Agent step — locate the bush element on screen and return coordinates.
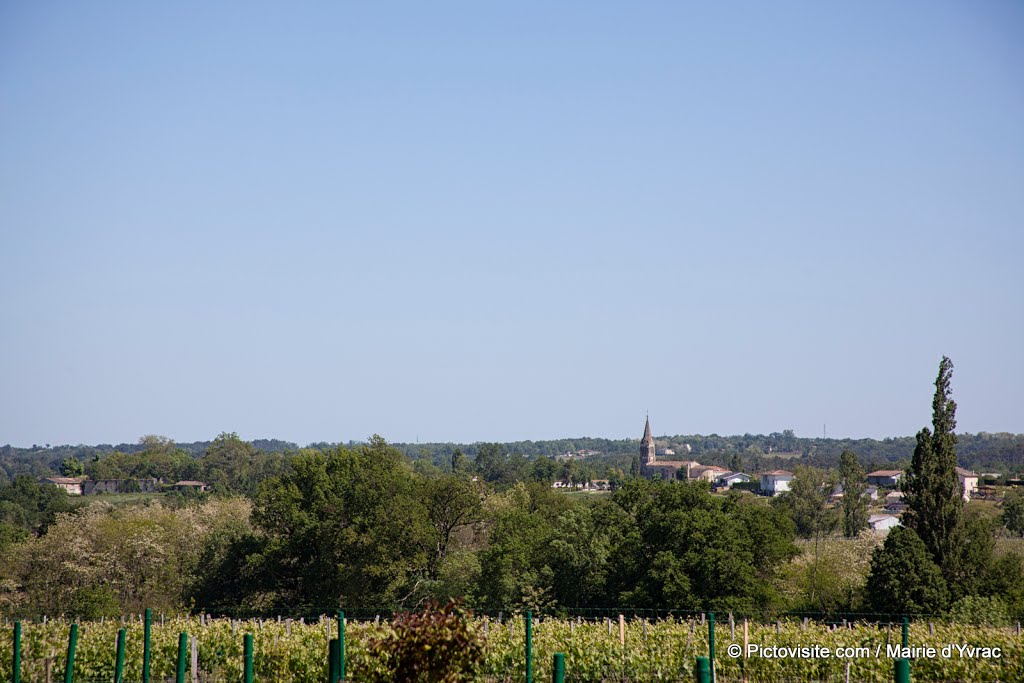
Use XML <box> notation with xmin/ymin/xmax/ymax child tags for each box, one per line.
<box><xmin>364</xmin><ymin>600</ymin><xmax>484</xmax><ymax>683</ymax></box>
<box><xmin>865</xmin><ymin>526</ymin><xmax>949</xmax><ymax>615</ymax></box>
<box><xmin>948</xmin><ymin>595</ymin><xmax>1011</xmax><ymax>626</ymax></box>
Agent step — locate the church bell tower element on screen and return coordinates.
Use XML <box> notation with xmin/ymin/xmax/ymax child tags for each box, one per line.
<box><xmin>640</xmin><ymin>416</ymin><xmax>656</xmax><ymax>465</ymax></box>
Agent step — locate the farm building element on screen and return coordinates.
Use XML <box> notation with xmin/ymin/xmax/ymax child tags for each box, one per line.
<box><xmin>40</xmin><ymin>476</ymin><xmax>85</xmax><ymax>495</ymax></box>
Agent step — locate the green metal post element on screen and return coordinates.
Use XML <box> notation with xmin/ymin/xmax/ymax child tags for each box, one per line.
<box><xmin>176</xmin><ymin>632</ymin><xmax>187</xmax><ymax>683</ymax></box>
<box><xmin>337</xmin><ymin>611</ymin><xmax>345</xmax><ymax>682</ymax></box>
<box><xmin>694</xmin><ymin>656</ymin><xmax>711</xmax><ymax>683</ymax></box>
<box><xmin>551</xmin><ymin>653</ymin><xmax>565</xmax><ymax>683</ymax></box>
<box><xmin>143</xmin><ymin>609</ymin><xmax>152</xmax><ymax>683</ymax></box>
<box><xmin>894</xmin><ymin>657</ymin><xmax>910</xmax><ymax>683</ymax></box>
<box><xmin>114</xmin><ymin>628</ymin><xmax>126</xmax><ymax>683</ymax></box>
<box><xmin>525</xmin><ymin>611</ymin><xmax>533</xmax><ymax>683</ymax></box>
<box><xmin>63</xmin><ymin>623</ymin><xmax>78</xmax><ymax>683</ymax></box>
<box><xmin>328</xmin><ymin>638</ymin><xmax>339</xmax><ymax>683</ymax></box>
<box><xmin>243</xmin><ymin>633</ymin><xmax>253</xmax><ymax>683</ymax></box>
<box><xmin>902</xmin><ymin>617</ymin><xmax>909</xmax><ymax>648</ymax></box>
<box><xmin>708</xmin><ymin>612</ymin><xmax>715</xmax><ymax>683</ymax></box>
<box><xmin>12</xmin><ymin>621</ymin><xmax>21</xmax><ymax>683</ymax></box>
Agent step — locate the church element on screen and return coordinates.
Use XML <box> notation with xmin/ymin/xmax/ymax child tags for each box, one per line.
<box><xmin>639</xmin><ymin>416</ymin><xmax>698</xmax><ymax>480</ymax></box>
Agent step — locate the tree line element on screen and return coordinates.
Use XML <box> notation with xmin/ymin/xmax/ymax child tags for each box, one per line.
<box><xmin>4</xmin><ymin>429</ymin><xmax>1023</xmax><ymax>486</ymax></box>
<box><xmin>1</xmin><ymin>357</ymin><xmax>1023</xmax><ymax>621</ymax></box>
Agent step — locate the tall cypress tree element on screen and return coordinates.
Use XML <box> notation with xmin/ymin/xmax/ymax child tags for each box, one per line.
<box><xmin>901</xmin><ymin>356</ymin><xmax>963</xmax><ymax>579</ymax></box>
<box><xmin>838</xmin><ymin>450</ymin><xmax>868</xmax><ymax>537</ymax></box>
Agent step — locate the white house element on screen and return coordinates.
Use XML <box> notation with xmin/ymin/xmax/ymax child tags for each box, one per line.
<box><xmin>715</xmin><ymin>472</ymin><xmax>752</xmax><ymax>489</ymax></box>
<box><xmin>956</xmin><ymin>467</ymin><xmax>979</xmax><ymax>501</ymax></box>
<box><xmin>760</xmin><ymin>470</ymin><xmax>794</xmax><ymax>497</ymax></box>
<box><xmin>866</xmin><ymin>470</ymin><xmax>903</xmax><ymax>488</ymax></box>
<box><xmin>868</xmin><ymin>514</ymin><xmax>901</xmax><ymax>533</ymax></box>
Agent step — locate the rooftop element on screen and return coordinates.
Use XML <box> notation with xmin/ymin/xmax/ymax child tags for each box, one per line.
<box><xmin>42</xmin><ymin>477</ymin><xmax>86</xmax><ymax>484</ymax></box>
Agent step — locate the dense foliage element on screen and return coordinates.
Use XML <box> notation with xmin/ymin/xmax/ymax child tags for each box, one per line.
<box><xmin>1</xmin><ymin>358</ymin><xmax>1022</xmax><ymax>625</ymax></box>
<box><xmin>4</xmin><ymin>430</ymin><xmax>1023</xmax><ymax>488</ymax></box>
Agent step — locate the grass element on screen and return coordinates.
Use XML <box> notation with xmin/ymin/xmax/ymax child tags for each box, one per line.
<box><xmin>769</xmin><ymin>451</ymin><xmax>804</xmax><ymax>459</ymax></box>
<box><xmin>557</xmin><ymin>489</ymin><xmax>613</xmax><ymax>499</ymax></box>
<box><xmin>995</xmin><ymin>536</ymin><xmax>1024</xmax><ymax>557</ymax></box>
<box><xmin>965</xmin><ymin>497</ymin><xmax>1002</xmax><ymax>520</ymax></box>
<box><xmin>83</xmin><ymin>492</ymin><xmax>166</xmax><ymax>505</ymax></box>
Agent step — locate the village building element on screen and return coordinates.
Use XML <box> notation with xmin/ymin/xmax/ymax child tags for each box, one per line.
<box><xmin>957</xmin><ymin>467</ymin><xmax>979</xmax><ymax>501</ymax></box>
<box><xmin>866</xmin><ymin>470</ymin><xmax>903</xmax><ymax>488</ymax></box>
<box><xmin>173</xmin><ymin>480</ymin><xmax>209</xmax><ymax>493</ymax></box>
<box><xmin>639</xmin><ymin>417</ymin><xmax>699</xmax><ymax>480</ymax></box>
<box><xmin>82</xmin><ymin>478</ymin><xmax>161</xmax><ymax>495</ymax></box>
<box><xmin>830</xmin><ymin>484</ymin><xmax>880</xmax><ymax>502</ymax></box>
<box><xmin>689</xmin><ymin>465</ymin><xmax>729</xmax><ymax>483</ymax></box>
<box><xmin>40</xmin><ymin>476</ymin><xmax>85</xmax><ymax>495</ymax></box>
<box><xmin>715</xmin><ymin>472</ymin><xmax>752</xmax><ymax>489</ymax></box>
<box><xmin>759</xmin><ymin>470</ymin><xmax>794</xmax><ymax>496</ymax></box>
<box><xmin>868</xmin><ymin>514</ymin><xmax>901</xmax><ymax>533</ymax></box>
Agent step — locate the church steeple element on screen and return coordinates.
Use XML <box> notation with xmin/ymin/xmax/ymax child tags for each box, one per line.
<box><xmin>640</xmin><ymin>416</ymin><xmax>656</xmax><ymax>465</ymax></box>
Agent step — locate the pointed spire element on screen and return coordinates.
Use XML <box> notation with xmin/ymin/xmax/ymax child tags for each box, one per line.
<box><xmin>642</xmin><ymin>416</ymin><xmax>653</xmax><ymax>443</ymax></box>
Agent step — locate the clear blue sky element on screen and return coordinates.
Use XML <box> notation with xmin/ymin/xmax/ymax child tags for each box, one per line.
<box><xmin>2</xmin><ymin>1</ymin><xmax>1022</xmax><ymax>447</ymax></box>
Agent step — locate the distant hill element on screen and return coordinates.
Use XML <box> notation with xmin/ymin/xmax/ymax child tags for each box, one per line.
<box><xmin>390</xmin><ymin>431</ymin><xmax>1024</xmax><ymax>475</ymax></box>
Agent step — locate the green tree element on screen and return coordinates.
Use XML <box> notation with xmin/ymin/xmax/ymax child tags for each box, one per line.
<box><xmin>202</xmin><ymin>432</ymin><xmax>256</xmax><ymax>493</ymax></box>
<box><xmin>838</xmin><ymin>450</ymin><xmax>868</xmax><ymax>537</ymax></box>
<box><xmin>1002</xmin><ymin>490</ymin><xmax>1024</xmax><ymax>537</ymax></box>
<box><xmin>902</xmin><ymin>356</ymin><xmax>964</xmax><ymax>580</ymax></box>
<box><xmin>475</xmin><ymin>443</ymin><xmax>517</xmax><ymax>485</ymax></box>
<box><xmin>547</xmin><ymin>502</ymin><xmax>631</xmax><ymax>607</ymax></box>
<box><xmin>59</xmin><ymin>457</ymin><xmax>84</xmax><ymax>477</ymax></box>
<box><xmin>252</xmin><ymin>436</ymin><xmax>433</xmax><ymax>608</ymax></box>
<box><xmin>450</xmin><ymin>448</ymin><xmax>467</xmax><ymax>473</ymax></box>
<box><xmin>953</xmin><ymin>511</ymin><xmax>995</xmax><ymax>601</ymax></box>
<box><xmin>422</xmin><ymin>475</ymin><xmax>483</xmax><ymax>580</ymax></box>
<box><xmin>529</xmin><ymin>456</ymin><xmax>557</xmax><ymax>484</ymax></box>
<box><xmin>0</xmin><ymin>474</ymin><xmax>79</xmax><ymax>535</ymax></box>
<box><xmin>476</xmin><ymin>506</ymin><xmax>555</xmax><ymax>609</ymax></box>
<box><xmin>773</xmin><ymin>466</ymin><xmax>837</xmax><ymax>610</ymax></box>
<box><xmin>629</xmin><ymin>455</ymin><xmax>640</xmax><ymax>478</ymax></box>
<box><xmin>866</xmin><ymin>526</ymin><xmax>949</xmax><ymax>615</ymax></box>
<box><xmin>774</xmin><ymin>466</ymin><xmax>836</xmax><ymax>540</ymax></box>
<box><xmin>10</xmin><ymin>498</ymin><xmax>251</xmax><ymax>616</ymax></box>
<box><xmin>607</xmin><ymin>478</ymin><xmax>796</xmax><ymax>612</ymax></box>
<box><xmin>980</xmin><ymin>553</ymin><xmax>1024</xmax><ymax>618</ymax></box>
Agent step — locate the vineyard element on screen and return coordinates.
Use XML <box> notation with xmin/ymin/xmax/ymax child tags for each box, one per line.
<box><xmin>2</xmin><ymin>614</ymin><xmax>1023</xmax><ymax>682</ymax></box>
